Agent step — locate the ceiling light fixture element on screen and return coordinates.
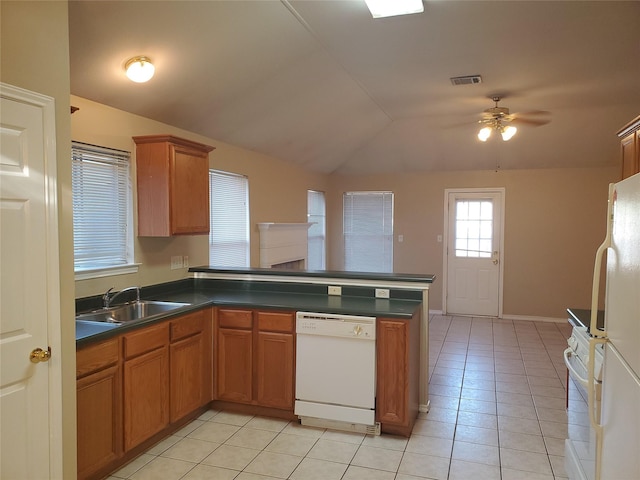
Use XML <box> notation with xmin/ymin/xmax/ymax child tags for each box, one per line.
<box><xmin>477</xmin><ymin>120</ymin><xmax>517</xmax><ymax>142</ymax></box>
<box><xmin>125</xmin><ymin>56</ymin><xmax>155</xmax><ymax>83</ymax></box>
<box><xmin>364</xmin><ymin>0</ymin><xmax>424</xmax><ymax>18</ymax></box>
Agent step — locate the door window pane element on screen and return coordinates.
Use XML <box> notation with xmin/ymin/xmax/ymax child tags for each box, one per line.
<box><xmin>455</xmin><ymin>200</ymin><xmax>492</xmax><ymax>257</ymax></box>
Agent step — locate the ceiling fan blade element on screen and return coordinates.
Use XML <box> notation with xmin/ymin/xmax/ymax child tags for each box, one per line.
<box><xmin>510</xmin><ymin>117</ymin><xmax>551</xmax><ymax>126</ymax></box>
<box><xmin>513</xmin><ymin>110</ymin><xmax>551</xmax><ymax>116</ymax></box>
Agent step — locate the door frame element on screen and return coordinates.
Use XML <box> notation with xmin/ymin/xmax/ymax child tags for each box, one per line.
<box><xmin>0</xmin><ymin>82</ymin><xmax>63</xmax><ymax>479</ymax></box>
<box><xmin>442</xmin><ymin>187</ymin><xmax>505</xmax><ymax>317</ymax></box>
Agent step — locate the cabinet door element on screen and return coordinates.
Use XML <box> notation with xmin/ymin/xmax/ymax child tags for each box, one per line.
<box><xmin>123</xmin><ymin>346</ymin><xmax>169</xmax><ymax>451</ymax></box>
<box><xmin>256</xmin><ymin>331</ymin><xmax>294</xmax><ymax>409</ymax></box>
<box><xmin>621</xmin><ymin>131</ymin><xmax>638</xmax><ymax>180</ymax></box>
<box><xmin>217</xmin><ymin>328</ymin><xmax>253</xmax><ymax>403</ymax></box>
<box><xmin>170</xmin><ymin>332</ymin><xmax>205</xmax><ymax>422</ymax></box>
<box><xmin>376</xmin><ymin>319</ymin><xmax>408</xmax><ymax>426</ymax></box>
<box><xmin>170</xmin><ymin>145</ymin><xmax>209</xmax><ymax>234</ymax></box>
<box><xmin>77</xmin><ymin>365</ymin><xmax>122</xmax><ymax>480</ymax></box>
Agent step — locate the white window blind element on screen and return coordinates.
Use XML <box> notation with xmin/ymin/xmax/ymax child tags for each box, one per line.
<box><xmin>72</xmin><ymin>141</ymin><xmax>132</xmax><ymax>272</ymax></box>
<box><xmin>209</xmin><ymin>170</ymin><xmax>249</xmax><ymax>267</ymax></box>
<box><xmin>307</xmin><ymin>190</ymin><xmax>326</xmax><ymax>270</ymax></box>
<box><xmin>343</xmin><ymin>191</ymin><xmax>394</xmax><ymax>273</ymax></box>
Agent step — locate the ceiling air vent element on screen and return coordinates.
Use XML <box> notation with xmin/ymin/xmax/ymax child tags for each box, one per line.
<box><xmin>450</xmin><ymin>75</ymin><xmax>482</xmax><ymax>86</ymax></box>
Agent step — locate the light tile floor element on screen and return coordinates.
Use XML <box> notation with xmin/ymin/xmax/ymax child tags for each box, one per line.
<box><xmin>108</xmin><ymin>314</ymin><xmax>572</xmax><ymax>480</ymax></box>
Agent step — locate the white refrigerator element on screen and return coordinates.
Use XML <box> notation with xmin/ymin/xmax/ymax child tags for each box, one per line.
<box><xmin>588</xmin><ymin>173</ymin><xmax>640</xmax><ymax>480</ymax></box>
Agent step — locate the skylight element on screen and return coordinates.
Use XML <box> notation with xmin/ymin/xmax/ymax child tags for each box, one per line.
<box><xmin>364</xmin><ymin>0</ymin><xmax>424</xmax><ymax>18</ymax></box>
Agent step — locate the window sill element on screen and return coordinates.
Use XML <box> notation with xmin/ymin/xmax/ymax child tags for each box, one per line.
<box><xmin>75</xmin><ymin>263</ymin><xmax>141</xmax><ymax>281</ymax></box>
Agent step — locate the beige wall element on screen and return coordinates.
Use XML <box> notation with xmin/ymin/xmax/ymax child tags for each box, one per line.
<box><xmin>71</xmin><ymin>96</ymin><xmax>329</xmax><ymax>298</ymax></box>
<box><xmin>73</xmin><ymin>94</ymin><xmax>620</xmax><ymax>319</ymax></box>
<box><xmin>1</xmin><ymin>1</ymin><xmax>76</xmax><ymax>478</ymax></box>
<box><xmin>327</xmin><ymin>167</ymin><xmax>619</xmax><ymax>319</ymax></box>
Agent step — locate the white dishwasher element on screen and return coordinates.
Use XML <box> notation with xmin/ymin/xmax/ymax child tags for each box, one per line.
<box><xmin>295</xmin><ymin>311</ymin><xmax>379</xmax><ymax>434</ymax></box>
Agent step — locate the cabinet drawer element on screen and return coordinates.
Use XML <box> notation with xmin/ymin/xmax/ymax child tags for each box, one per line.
<box><xmin>257</xmin><ymin>311</ymin><xmax>294</xmax><ymax>333</ymax></box>
<box><xmin>218</xmin><ymin>308</ymin><xmax>253</xmax><ymax>329</ymax></box>
<box><xmin>124</xmin><ymin>322</ymin><xmax>169</xmax><ymax>359</ymax></box>
<box><xmin>171</xmin><ymin>310</ymin><xmax>205</xmax><ymax>342</ymax></box>
<box><xmin>77</xmin><ymin>337</ymin><xmax>119</xmax><ymax>378</ymax></box>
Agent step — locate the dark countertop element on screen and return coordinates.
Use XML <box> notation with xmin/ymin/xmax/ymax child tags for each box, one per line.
<box><xmin>76</xmin><ymin>279</ymin><xmax>424</xmax><ymax>347</ymax></box>
<box><xmin>567</xmin><ymin>307</ymin><xmax>605</xmax><ymax>333</ymax></box>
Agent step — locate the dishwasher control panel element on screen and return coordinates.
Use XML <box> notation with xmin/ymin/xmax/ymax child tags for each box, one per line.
<box><xmin>296</xmin><ymin>312</ymin><xmax>376</xmax><ymax>339</ymax></box>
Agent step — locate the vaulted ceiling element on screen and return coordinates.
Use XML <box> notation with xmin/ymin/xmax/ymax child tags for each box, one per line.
<box><xmin>69</xmin><ymin>1</ymin><xmax>640</xmax><ymax>175</ymax></box>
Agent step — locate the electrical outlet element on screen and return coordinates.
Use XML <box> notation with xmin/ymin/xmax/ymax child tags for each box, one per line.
<box><xmin>183</xmin><ymin>256</ymin><xmax>189</xmax><ymax>268</ymax></box>
<box><xmin>170</xmin><ymin>255</ymin><xmax>183</xmax><ymax>270</ymax></box>
<box><xmin>375</xmin><ymin>288</ymin><xmax>390</xmax><ymax>299</ymax></box>
<box><xmin>328</xmin><ymin>285</ymin><xmax>342</xmax><ymax>296</ymax></box>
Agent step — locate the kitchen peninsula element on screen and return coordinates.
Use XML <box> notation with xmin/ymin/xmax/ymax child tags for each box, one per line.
<box><xmin>75</xmin><ymin>268</ymin><xmax>434</xmax><ymax>480</ymax></box>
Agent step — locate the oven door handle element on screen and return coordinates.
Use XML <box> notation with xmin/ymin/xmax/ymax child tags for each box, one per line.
<box><xmin>563</xmin><ymin>347</ymin><xmax>589</xmax><ymax>387</ymax></box>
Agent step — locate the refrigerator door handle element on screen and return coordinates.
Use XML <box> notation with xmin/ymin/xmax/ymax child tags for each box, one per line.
<box><xmin>590</xmin><ymin>183</ymin><xmax>615</xmax><ymax>338</ymax></box>
<box><xmin>588</xmin><ymin>337</ymin><xmax>606</xmax><ymax>480</ymax></box>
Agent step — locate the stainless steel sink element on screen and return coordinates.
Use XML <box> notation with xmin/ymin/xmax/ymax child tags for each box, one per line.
<box><xmin>76</xmin><ymin>300</ymin><xmax>189</xmax><ymax>324</ymax></box>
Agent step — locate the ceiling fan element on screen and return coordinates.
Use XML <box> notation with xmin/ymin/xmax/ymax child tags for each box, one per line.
<box><xmin>478</xmin><ymin>96</ymin><xmax>550</xmax><ymax>142</ymax></box>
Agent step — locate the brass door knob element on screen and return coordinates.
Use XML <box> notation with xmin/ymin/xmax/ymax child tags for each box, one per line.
<box><xmin>30</xmin><ymin>347</ymin><xmax>51</xmax><ymax>363</ymax></box>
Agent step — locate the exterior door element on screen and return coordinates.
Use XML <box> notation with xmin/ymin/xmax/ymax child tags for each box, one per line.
<box><xmin>444</xmin><ymin>189</ymin><xmax>504</xmax><ymax>317</ymax></box>
<box><xmin>0</xmin><ymin>84</ymin><xmax>62</xmax><ymax>479</ymax></box>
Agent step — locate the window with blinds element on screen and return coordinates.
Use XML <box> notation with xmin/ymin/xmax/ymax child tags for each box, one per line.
<box><xmin>343</xmin><ymin>191</ymin><xmax>394</xmax><ymax>273</ymax></box>
<box><xmin>72</xmin><ymin>141</ymin><xmax>133</xmax><ymax>272</ymax></box>
<box><xmin>209</xmin><ymin>170</ymin><xmax>249</xmax><ymax>267</ymax></box>
<box><xmin>307</xmin><ymin>190</ymin><xmax>326</xmax><ymax>270</ymax></box>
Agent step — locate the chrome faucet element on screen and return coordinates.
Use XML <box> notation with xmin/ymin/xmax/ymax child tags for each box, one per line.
<box><xmin>103</xmin><ymin>286</ymin><xmax>140</xmax><ymax>308</ymax></box>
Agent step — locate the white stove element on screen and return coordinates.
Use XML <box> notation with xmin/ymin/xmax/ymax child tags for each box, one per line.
<box><xmin>564</xmin><ymin>322</ymin><xmax>605</xmax><ymax>480</ymax></box>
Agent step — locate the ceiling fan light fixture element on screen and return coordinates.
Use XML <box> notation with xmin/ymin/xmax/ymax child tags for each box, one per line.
<box><xmin>364</xmin><ymin>0</ymin><xmax>424</xmax><ymax>18</ymax></box>
<box><xmin>125</xmin><ymin>56</ymin><xmax>155</xmax><ymax>83</ymax></box>
<box><xmin>478</xmin><ymin>126</ymin><xmax>492</xmax><ymax>142</ymax></box>
<box><xmin>501</xmin><ymin>125</ymin><xmax>517</xmax><ymax>141</ymax></box>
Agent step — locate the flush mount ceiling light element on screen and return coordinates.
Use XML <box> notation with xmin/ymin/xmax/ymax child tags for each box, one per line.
<box><xmin>364</xmin><ymin>0</ymin><xmax>424</xmax><ymax>18</ymax></box>
<box><xmin>124</xmin><ymin>56</ymin><xmax>155</xmax><ymax>83</ymax></box>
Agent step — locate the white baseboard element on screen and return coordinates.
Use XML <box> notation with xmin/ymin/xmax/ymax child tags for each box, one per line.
<box><xmin>497</xmin><ymin>314</ymin><xmax>565</xmax><ymax>323</ymax></box>
<box><xmin>430</xmin><ymin>310</ymin><xmax>565</xmax><ymax>323</ymax></box>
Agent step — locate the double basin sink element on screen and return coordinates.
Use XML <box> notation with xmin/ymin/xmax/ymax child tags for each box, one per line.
<box><xmin>76</xmin><ymin>300</ymin><xmax>190</xmax><ymax>337</ymax></box>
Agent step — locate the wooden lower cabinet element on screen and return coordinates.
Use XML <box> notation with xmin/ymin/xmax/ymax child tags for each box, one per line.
<box><xmin>77</xmin><ymin>308</ymin><xmax>213</xmax><ymax>480</ymax></box>
<box><xmin>123</xmin><ymin>326</ymin><xmax>170</xmax><ymax>451</ymax></box>
<box><xmin>257</xmin><ymin>331</ymin><xmax>294</xmax><ymax>409</ymax></box>
<box><xmin>376</xmin><ymin>314</ymin><xmax>420</xmax><ymax>436</ymax></box>
<box><xmin>217</xmin><ymin>327</ymin><xmax>253</xmax><ymax>402</ymax></box>
<box><xmin>215</xmin><ymin>308</ymin><xmax>295</xmax><ymax>411</ymax></box>
<box><xmin>76</xmin><ymin>338</ymin><xmax>122</xmax><ymax>480</ymax></box>
<box><xmin>170</xmin><ymin>309</ymin><xmax>211</xmax><ymax>422</ymax></box>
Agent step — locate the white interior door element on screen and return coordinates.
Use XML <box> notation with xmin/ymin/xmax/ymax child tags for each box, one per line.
<box><xmin>0</xmin><ymin>84</ymin><xmax>61</xmax><ymax>479</ymax></box>
<box><xmin>444</xmin><ymin>189</ymin><xmax>504</xmax><ymax>317</ymax></box>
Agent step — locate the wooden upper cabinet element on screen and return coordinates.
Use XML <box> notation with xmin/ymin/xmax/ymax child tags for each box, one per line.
<box><xmin>133</xmin><ymin>135</ymin><xmax>215</xmax><ymax>236</ymax></box>
<box><xmin>618</xmin><ymin>115</ymin><xmax>640</xmax><ymax>180</ymax></box>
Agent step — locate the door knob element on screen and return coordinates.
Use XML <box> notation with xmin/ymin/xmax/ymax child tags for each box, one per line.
<box><xmin>30</xmin><ymin>347</ymin><xmax>51</xmax><ymax>363</ymax></box>
<box><xmin>493</xmin><ymin>259</ymin><xmax>499</xmax><ymax>265</ymax></box>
